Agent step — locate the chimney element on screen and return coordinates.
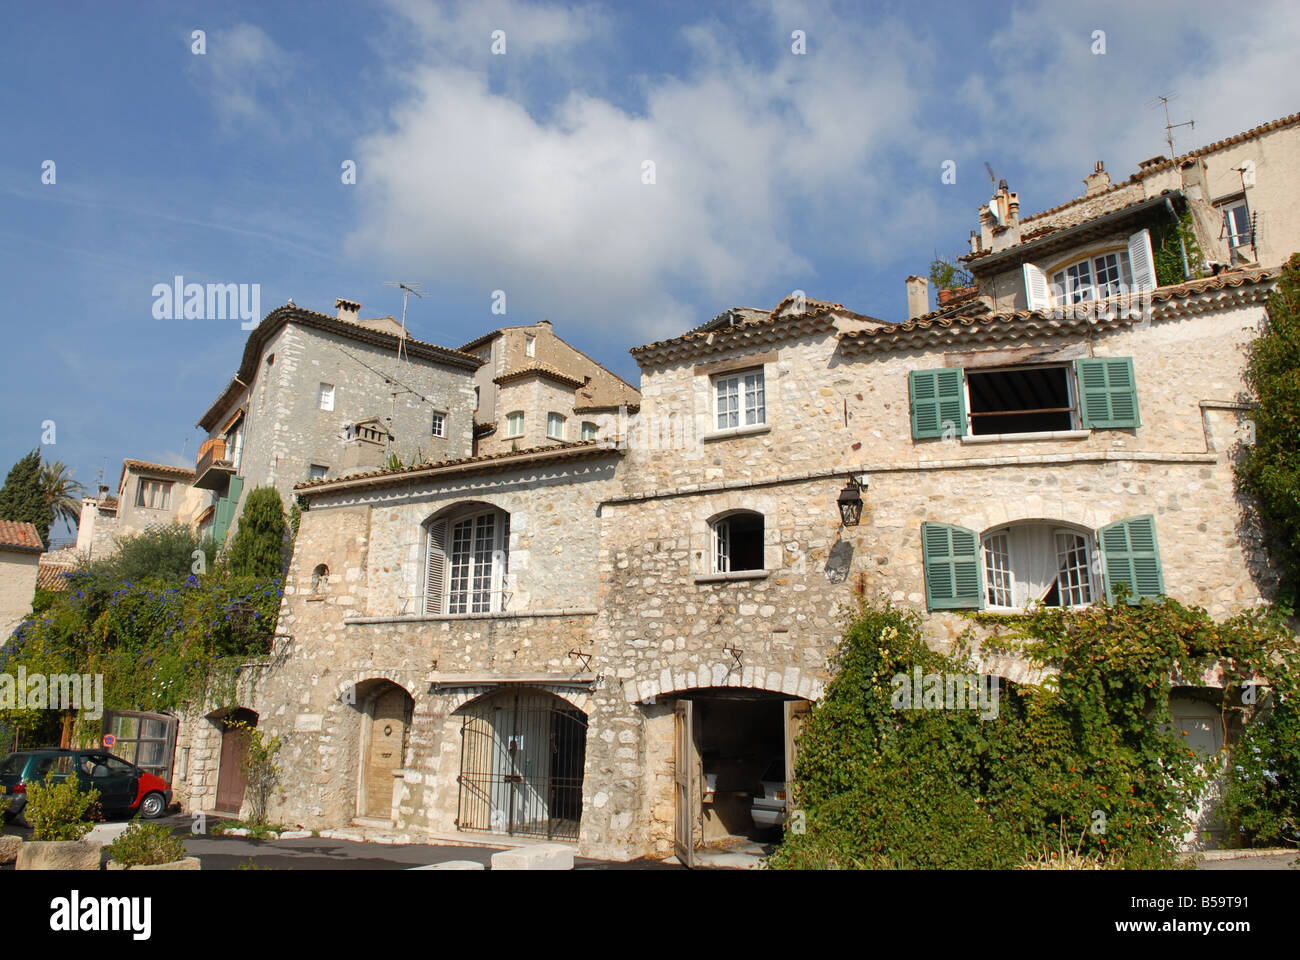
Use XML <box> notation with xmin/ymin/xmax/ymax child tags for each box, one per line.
<box><xmin>987</xmin><ymin>179</ymin><xmax>1022</xmax><ymax>253</ymax></box>
<box><xmin>905</xmin><ymin>276</ymin><xmax>931</xmax><ymax>320</ymax></box>
<box><xmin>335</xmin><ymin>298</ymin><xmax>361</xmax><ymax>323</ymax></box>
<box><xmin>1083</xmin><ymin>161</ymin><xmax>1111</xmax><ymax>197</ymax></box>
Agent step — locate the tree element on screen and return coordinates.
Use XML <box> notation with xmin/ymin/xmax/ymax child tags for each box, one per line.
<box><xmin>89</xmin><ymin>523</ymin><xmax>215</xmax><ymax>584</ymax></box>
<box><xmin>41</xmin><ymin>460</ymin><xmax>85</xmax><ymax>532</ymax></box>
<box><xmin>1237</xmin><ymin>252</ymin><xmax>1300</xmax><ymax>608</ymax></box>
<box><xmin>0</xmin><ymin>449</ymin><xmax>52</xmax><ymax>544</ymax></box>
<box><xmin>226</xmin><ymin>487</ymin><xmax>287</xmax><ymax>579</ymax></box>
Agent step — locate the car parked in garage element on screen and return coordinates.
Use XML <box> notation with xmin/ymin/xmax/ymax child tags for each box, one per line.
<box><xmin>0</xmin><ymin>748</ymin><xmax>172</xmax><ymax>826</ymax></box>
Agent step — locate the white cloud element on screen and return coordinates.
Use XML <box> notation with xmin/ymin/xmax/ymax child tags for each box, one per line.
<box><xmin>348</xmin><ymin>2</ymin><xmax>932</xmax><ymax>338</ymax></box>
<box><xmin>189</xmin><ymin>23</ymin><xmax>297</xmax><ymax>133</ymax></box>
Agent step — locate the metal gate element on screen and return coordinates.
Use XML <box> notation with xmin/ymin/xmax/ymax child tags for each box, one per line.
<box><xmin>456</xmin><ymin>689</ymin><xmax>587</xmax><ymax>841</ymax></box>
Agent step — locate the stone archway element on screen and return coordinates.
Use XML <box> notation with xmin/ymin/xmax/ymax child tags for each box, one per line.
<box><xmin>352</xmin><ymin>679</ymin><xmax>415</xmax><ymax>824</ymax></box>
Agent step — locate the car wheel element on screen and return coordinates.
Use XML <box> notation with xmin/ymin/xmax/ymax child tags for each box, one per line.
<box><xmin>140</xmin><ymin>792</ymin><xmax>167</xmax><ymax>819</ymax></box>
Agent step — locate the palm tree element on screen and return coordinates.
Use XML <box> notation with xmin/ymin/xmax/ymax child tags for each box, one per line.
<box><xmin>41</xmin><ymin>459</ymin><xmax>85</xmax><ymax>531</ymax></box>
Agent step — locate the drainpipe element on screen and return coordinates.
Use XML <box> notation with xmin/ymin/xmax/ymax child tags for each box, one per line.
<box><xmin>1165</xmin><ymin>198</ymin><xmax>1191</xmax><ymax>280</ymax></box>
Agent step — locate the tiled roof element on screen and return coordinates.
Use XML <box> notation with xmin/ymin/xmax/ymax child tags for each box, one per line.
<box><xmin>294</xmin><ymin>439</ymin><xmax>622</xmax><ymax>496</ymax></box>
<box><xmin>36</xmin><ymin>555</ymin><xmax>78</xmax><ymax>591</ymax></box>
<box><xmin>965</xmin><ymin>192</ymin><xmax>1178</xmax><ymax>266</ymax></box>
<box><xmin>493</xmin><ymin>363</ymin><xmax>587</xmax><ymax>389</ymax></box>
<box><xmin>633</xmin><ymin>297</ymin><xmax>888</xmax><ymax>365</ymax></box>
<box><xmin>838</xmin><ymin>269</ymin><xmax>1276</xmax><ymax>357</ymax></box>
<box><xmin>1002</xmin><ymin>111</ymin><xmax>1300</xmax><ymax>233</ymax></box>
<box><xmin>121</xmin><ymin>460</ymin><xmax>196</xmax><ymax>481</ymax></box>
<box><xmin>198</xmin><ymin>304</ymin><xmax>483</xmax><ymax>431</ymax></box>
<box><xmin>0</xmin><ymin>520</ymin><xmax>43</xmax><ymax>552</ymax></box>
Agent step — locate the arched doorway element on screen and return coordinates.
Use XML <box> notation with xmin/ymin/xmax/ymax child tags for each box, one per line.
<box><xmin>355</xmin><ymin>680</ymin><xmax>414</xmax><ymax>823</ymax></box>
<box><xmin>214</xmin><ymin>707</ymin><xmax>258</xmax><ymax>814</ymax></box>
<box><xmin>455</xmin><ymin>688</ymin><xmax>587</xmax><ymax>841</ymax></box>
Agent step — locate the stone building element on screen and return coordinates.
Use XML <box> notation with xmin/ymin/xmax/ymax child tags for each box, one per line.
<box><xmin>0</xmin><ymin>521</ymin><xmax>43</xmax><ymax>643</ymax></box>
<box><xmin>193</xmin><ymin>299</ymin><xmax>482</xmax><ymax>545</ymax></box>
<box><xmin>166</xmin><ymin>113</ymin><xmax>1294</xmax><ymax>861</ymax></box>
<box><xmin>460</xmin><ymin>320</ymin><xmax>640</xmax><ymax>456</ymax></box>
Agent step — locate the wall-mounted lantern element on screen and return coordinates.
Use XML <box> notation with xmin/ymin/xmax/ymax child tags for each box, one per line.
<box><xmin>837</xmin><ymin>476</ymin><xmax>866</xmax><ymax>527</ymax></box>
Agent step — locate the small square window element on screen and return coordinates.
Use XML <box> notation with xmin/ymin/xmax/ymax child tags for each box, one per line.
<box><xmin>431</xmin><ymin>411</ymin><xmax>447</xmax><ymax>438</ymax></box>
<box><xmin>506</xmin><ymin>412</ymin><xmax>524</xmax><ymax>438</ymax></box>
<box><xmin>309</xmin><ymin>464</ymin><xmax>329</xmax><ymax>480</ymax></box>
<box><xmin>581</xmin><ymin>421</ymin><xmax>598</xmax><ymax>441</ymax></box>
<box><xmin>318</xmin><ymin>383</ymin><xmax>335</xmax><ymax>411</ymax></box>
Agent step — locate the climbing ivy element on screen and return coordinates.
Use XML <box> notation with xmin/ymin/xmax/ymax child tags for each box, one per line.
<box><xmin>769</xmin><ymin>595</ymin><xmax>1296</xmax><ymax>869</ymax></box>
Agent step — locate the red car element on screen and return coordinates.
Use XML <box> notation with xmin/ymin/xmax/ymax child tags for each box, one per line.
<box><xmin>0</xmin><ymin>749</ymin><xmax>173</xmax><ymax>824</ymax></box>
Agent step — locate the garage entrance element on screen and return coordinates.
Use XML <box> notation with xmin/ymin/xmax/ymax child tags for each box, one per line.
<box><xmin>672</xmin><ymin>688</ymin><xmax>809</xmax><ymax>867</ymax></box>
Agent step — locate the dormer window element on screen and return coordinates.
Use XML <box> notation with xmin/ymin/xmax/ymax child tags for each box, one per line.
<box><xmin>1023</xmin><ymin>229</ymin><xmax>1156</xmax><ymax>312</ymax></box>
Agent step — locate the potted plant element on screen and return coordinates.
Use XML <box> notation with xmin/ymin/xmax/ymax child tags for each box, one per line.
<box><xmin>16</xmin><ymin>773</ymin><xmax>102</xmax><ymax>870</ymax></box>
<box><xmin>105</xmin><ymin>818</ymin><xmax>199</xmax><ymax>870</ymax></box>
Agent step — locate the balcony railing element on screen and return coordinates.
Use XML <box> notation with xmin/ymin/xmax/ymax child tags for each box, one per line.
<box><xmin>194</xmin><ymin>438</ymin><xmax>236</xmax><ymax>490</ymax></box>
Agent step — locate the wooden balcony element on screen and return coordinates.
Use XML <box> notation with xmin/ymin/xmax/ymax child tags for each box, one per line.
<box><xmin>194</xmin><ymin>437</ymin><xmax>236</xmax><ymax>490</ymax></box>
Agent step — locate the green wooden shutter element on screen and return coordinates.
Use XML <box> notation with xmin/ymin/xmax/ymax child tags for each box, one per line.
<box><xmin>910</xmin><ymin>368</ymin><xmax>966</xmax><ymax>439</ymax></box>
<box><xmin>922</xmin><ymin>522</ymin><xmax>983</xmax><ymax>609</ymax></box>
<box><xmin>1076</xmin><ymin>357</ymin><xmax>1139</xmax><ymax>429</ymax></box>
<box><xmin>1099</xmin><ymin>515</ymin><xmax>1164</xmax><ymax>603</ymax></box>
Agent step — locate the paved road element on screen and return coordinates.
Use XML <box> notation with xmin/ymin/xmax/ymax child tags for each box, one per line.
<box><xmin>3</xmin><ymin>814</ymin><xmax>681</xmax><ymax>870</ymax></box>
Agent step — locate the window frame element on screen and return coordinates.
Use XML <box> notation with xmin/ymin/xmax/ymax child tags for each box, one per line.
<box><xmin>431</xmin><ymin>410</ymin><xmax>447</xmax><ymax>438</ymax></box>
<box><xmin>709</xmin><ymin>511</ymin><xmax>765</xmax><ymax>575</ymax></box>
<box><xmin>712</xmin><ymin>368</ymin><xmax>766</xmax><ymax>432</ymax></box>
<box><xmin>505</xmin><ymin>411</ymin><xmax>525</xmax><ymax>438</ymax></box>
<box><xmin>546</xmin><ymin>412</ymin><xmax>566</xmax><ymax>440</ymax></box>
<box><xmin>978</xmin><ymin>524</ymin><xmax>1096</xmax><ymax>612</ymax></box>
<box><xmin>1048</xmin><ymin>249</ymin><xmax>1133</xmax><ymax>305</ymax></box>
<box><xmin>308</xmin><ymin>463</ymin><xmax>329</xmax><ymax>480</ymax></box>
<box><xmin>580</xmin><ymin>421</ymin><xmax>598</xmax><ymax>441</ymax></box>
<box><xmin>318</xmin><ymin>382</ymin><xmax>335</xmax><ymax>411</ymax></box>
<box><xmin>135</xmin><ymin>478</ymin><xmax>174</xmax><ymax>511</ymax></box>
<box><xmin>426</xmin><ymin>507</ymin><xmax>510</xmax><ymax>615</ymax></box>
<box><xmin>1218</xmin><ymin>196</ymin><xmax>1252</xmax><ymax>248</ymax></box>
<box><xmin>962</xmin><ymin>362</ymin><xmax>1080</xmax><ymax>436</ymax></box>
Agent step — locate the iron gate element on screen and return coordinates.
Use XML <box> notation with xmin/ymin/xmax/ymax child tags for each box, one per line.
<box><xmin>456</xmin><ymin>689</ymin><xmax>587</xmax><ymax>841</ymax></box>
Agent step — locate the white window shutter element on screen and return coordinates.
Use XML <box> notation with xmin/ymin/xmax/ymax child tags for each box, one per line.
<box><xmin>1128</xmin><ymin>229</ymin><xmax>1157</xmax><ymax>290</ymax></box>
<box><xmin>1023</xmin><ymin>263</ymin><xmax>1050</xmax><ymax>311</ymax></box>
<box><xmin>424</xmin><ymin>520</ymin><xmax>447</xmax><ymax>614</ymax></box>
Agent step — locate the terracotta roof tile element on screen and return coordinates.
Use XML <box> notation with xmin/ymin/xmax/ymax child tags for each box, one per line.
<box><xmin>0</xmin><ymin>520</ymin><xmax>43</xmax><ymax>551</ymax></box>
<box><xmin>294</xmin><ymin>439</ymin><xmax>621</xmax><ymax>495</ymax></box>
<box><xmin>493</xmin><ymin>363</ymin><xmax>587</xmax><ymax>389</ymax></box>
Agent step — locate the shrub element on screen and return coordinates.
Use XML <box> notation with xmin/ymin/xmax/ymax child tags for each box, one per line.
<box><xmin>25</xmin><ymin>773</ymin><xmax>100</xmax><ymax>841</ymax></box>
<box><xmin>1220</xmin><ymin>687</ymin><xmax>1300</xmax><ymax>847</ymax></box>
<box><xmin>226</xmin><ymin>487</ymin><xmax>287</xmax><ymax>579</ymax></box>
<box><xmin>91</xmin><ymin>523</ymin><xmax>216</xmax><ymax>585</ymax></box>
<box><xmin>1237</xmin><ymin>251</ymin><xmax>1300</xmax><ymax>609</ymax></box>
<box><xmin>105</xmin><ymin>818</ymin><xmax>186</xmax><ymax>866</ymax></box>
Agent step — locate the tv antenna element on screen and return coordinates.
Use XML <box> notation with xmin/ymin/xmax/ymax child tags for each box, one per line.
<box><xmin>383</xmin><ymin>281</ymin><xmax>424</xmax><ymax>362</ymax></box>
<box><xmin>1150</xmin><ymin>93</ymin><xmax>1195</xmax><ymax>164</ymax></box>
<box><xmin>984</xmin><ymin>162</ymin><xmax>997</xmax><ymax>187</ymax></box>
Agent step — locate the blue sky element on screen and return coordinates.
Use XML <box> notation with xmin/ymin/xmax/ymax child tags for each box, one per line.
<box><xmin>3</xmin><ymin>0</ymin><xmax>1298</xmax><ymax>540</ymax></box>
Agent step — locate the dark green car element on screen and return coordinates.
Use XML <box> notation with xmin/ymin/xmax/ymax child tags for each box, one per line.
<box><xmin>0</xmin><ymin>748</ymin><xmax>172</xmax><ymax>825</ymax></box>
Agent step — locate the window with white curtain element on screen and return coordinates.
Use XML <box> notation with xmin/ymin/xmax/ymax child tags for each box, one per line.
<box><xmin>981</xmin><ymin>523</ymin><xmax>1095</xmax><ymax>609</ymax></box>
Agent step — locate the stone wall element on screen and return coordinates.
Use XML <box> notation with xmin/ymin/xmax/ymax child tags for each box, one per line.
<box><xmin>0</xmin><ymin>550</ymin><xmax>39</xmax><ymax>642</ymax></box>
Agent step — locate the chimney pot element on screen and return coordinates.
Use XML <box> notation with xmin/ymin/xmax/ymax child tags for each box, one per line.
<box><xmin>335</xmin><ymin>298</ymin><xmax>361</xmax><ymax>323</ymax></box>
<box><xmin>1083</xmin><ymin>161</ymin><xmax>1112</xmax><ymax>197</ymax></box>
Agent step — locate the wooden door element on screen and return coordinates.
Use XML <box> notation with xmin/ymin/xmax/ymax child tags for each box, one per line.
<box><xmin>215</xmin><ymin>724</ymin><xmax>251</xmax><ymax>813</ymax></box>
<box><xmin>362</xmin><ymin>688</ymin><xmax>410</xmax><ymax>820</ymax></box>
<box><xmin>783</xmin><ymin>700</ymin><xmax>812</xmax><ymax>788</ymax></box>
<box><xmin>673</xmin><ymin>699</ymin><xmax>696</xmax><ymax>868</ymax></box>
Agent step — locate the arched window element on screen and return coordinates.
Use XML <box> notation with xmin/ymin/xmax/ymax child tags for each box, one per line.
<box><xmin>711</xmin><ymin>511</ymin><xmax>764</xmax><ymax>573</ymax></box>
<box><xmin>981</xmin><ymin>523</ymin><xmax>1094</xmax><ymax>610</ymax></box>
<box><xmin>425</xmin><ymin>505</ymin><xmax>510</xmax><ymax>614</ymax></box>
<box><xmin>311</xmin><ymin>564</ymin><xmax>329</xmax><ymax>593</ymax></box>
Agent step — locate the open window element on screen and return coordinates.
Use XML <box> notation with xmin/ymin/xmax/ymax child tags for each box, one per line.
<box><xmin>711</xmin><ymin>511</ymin><xmax>764</xmax><ymax>573</ymax></box>
<box><xmin>981</xmin><ymin>524</ymin><xmax>1096</xmax><ymax>610</ymax></box>
<box><xmin>966</xmin><ymin>365</ymin><xmax>1074</xmax><ymax>435</ymax></box>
